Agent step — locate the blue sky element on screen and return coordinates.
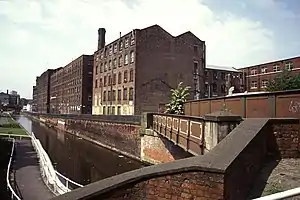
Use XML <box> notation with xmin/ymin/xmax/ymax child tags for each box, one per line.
<box><xmin>0</xmin><ymin>0</ymin><xmax>299</xmax><ymax>99</ymax></box>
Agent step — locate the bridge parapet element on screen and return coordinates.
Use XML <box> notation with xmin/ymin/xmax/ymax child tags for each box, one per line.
<box><xmin>144</xmin><ymin>110</ymin><xmax>242</xmax><ymax>156</ymax></box>
<box><xmin>51</xmin><ymin>118</ymin><xmax>300</xmax><ymax>200</ymax></box>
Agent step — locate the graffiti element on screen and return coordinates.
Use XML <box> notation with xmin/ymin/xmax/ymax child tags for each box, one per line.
<box><xmin>288</xmin><ymin>100</ymin><xmax>300</xmax><ymax>113</ymax></box>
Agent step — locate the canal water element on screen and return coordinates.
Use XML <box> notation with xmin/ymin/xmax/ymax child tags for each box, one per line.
<box><xmin>15</xmin><ymin>115</ymin><xmax>145</xmax><ymax>186</ymax></box>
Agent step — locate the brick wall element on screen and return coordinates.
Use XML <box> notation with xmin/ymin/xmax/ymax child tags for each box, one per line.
<box><xmin>90</xmin><ymin>171</ymin><xmax>224</xmax><ymax>200</ymax></box>
<box><xmin>268</xmin><ymin>119</ymin><xmax>300</xmax><ymax>158</ymax></box>
<box><xmin>64</xmin><ymin>119</ymin><xmax>141</xmax><ymax>159</ymax></box>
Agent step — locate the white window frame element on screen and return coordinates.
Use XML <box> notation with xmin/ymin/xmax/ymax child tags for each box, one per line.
<box><xmin>273</xmin><ymin>65</ymin><xmax>280</xmax><ymax>72</ymax></box>
<box><xmin>124</xmin><ymin>54</ymin><xmax>129</xmax><ymax>65</ymax></box>
<box><xmin>125</xmin><ymin>38</ymin><xmax>129</xmax><ymax>48</ymax></box>
<box><xmin>261</xmin><ymin>80</ymin><xmax>268</xmax><ymax>88</ymax></box>
<box><xmin>285</xmin><ymin>62</ymin><xmax>293</xmax><ymax>71</ymax></box>
<box><xmin>251</xmin><ymin>69</ymin><xmax>257</xmax><ymax>75</ymax></box>
<box><xmin>130</xmin><ymin>51</ymin><xmax>135</xmax><ymax>63</ymax></box>
<box><xmin>251</xmin><ymin>81</ymin><xmax>258</xmax><ymax>89</ymax></box>
<box><xmin>261</xmin><ymin>67</ymin><xmax>268</xmax><ymax>74</ymax></box>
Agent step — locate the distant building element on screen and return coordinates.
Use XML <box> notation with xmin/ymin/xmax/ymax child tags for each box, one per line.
<box><xmin>92</xmin><ymin>25</ymin><xmax>206</xmax><ymax>115</ymax></box>
<box><xmin>49</xmin><ymin>55</ymin><xmax>94</xmax><ymax>114</ymax></box>
<box><xmin>239</xmin><ymin>56</ymin><xmax>300</xmax><ymax>92</ymax></box>
<box><xmin>0</xmin><ymin>91</ymin><xmax>9</xmax><ymax>106</ymax></box>
<box><xmin>32</xmin><ymin>86</ymin><xmax>38</xmax><ymax>112</ymax></box>
<box><xmin>34</xmin><ymin>69</ymin><xmax>60</xmax><ymax>113</ymax></box>
<box><xmin>204</xmin><ymin>65</ymin><xmax>242</xmax><ymax>98</ymax></box>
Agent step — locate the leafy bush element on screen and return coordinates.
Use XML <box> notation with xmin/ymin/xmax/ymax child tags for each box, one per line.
<box><xmin>266</xmin><ymin>69</ymin><xmax>300</xmax><ymax>92</ymax></box>
<box><xmin>165</xmin><ymin>82</ymin><xmax>190</xmax><ymax>115</ymax></box>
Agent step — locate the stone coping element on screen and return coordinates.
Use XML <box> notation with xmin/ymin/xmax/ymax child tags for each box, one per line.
<box><xmin>50</xmin><ymin>118</ymin><xmax>278</xmax><ymax>200</ymax></box>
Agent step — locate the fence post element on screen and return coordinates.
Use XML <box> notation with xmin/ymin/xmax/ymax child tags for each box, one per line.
<box><xmin>241</xmin><ymin>96</ymin><xmax>246</xmax><ymax>118</ymax></box>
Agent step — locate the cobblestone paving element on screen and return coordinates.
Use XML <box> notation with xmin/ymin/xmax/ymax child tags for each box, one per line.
<box><xmin>249</xmin><ymin>158</ymin><xmax>300</xmax><ymax>200</ymax></box>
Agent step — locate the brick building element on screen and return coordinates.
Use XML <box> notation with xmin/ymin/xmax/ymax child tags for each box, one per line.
<box><xmin>92</xmin><ymin>25</ymin><xmax>206</xmax><ymax>115</ymax></box>
<box><xmin>49</xmin><ymin>55</ymin><xmax>94</xmax><ymax>114</ymax></box>
<box><xmin>204</xmin><ymin>65</ymin><xmax>242</xmax><ymax>98</ymax></box>
<box><xmin>239</xmin><ymin>56</ymin><xmax>300</xmax><ymax>92</ymax></box>
<box><xmin>34</xmin><ymin>69</ymin><xmax>58</xmax><ymax>113</ymax></box>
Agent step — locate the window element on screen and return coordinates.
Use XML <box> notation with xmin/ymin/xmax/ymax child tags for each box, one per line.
<box><xmin>113</xmin><ymin>59</ymin><xmax>117</xmax><ymax>69</ymax></box>
<box><xmin>100</xmin><ymin>51</ymin><xmax>104</xmax><ymax>59</ymax></box>
<box><xmin>213</xmin><ymin>72</ymin><xmax>218</xmax><ymax>80</ymax></box>
<box><xmin>117</xmin><ymin>106</ymin><xmax>121</xmax><ymax>115</ymax></box>
<box><xmin>125</xmin><ymin>38</ymin><xmax>129</xmax><ymax>48</ymax></box>
<box><xmin>261</xmin><ymin>80</ymin><xmax>268</xmax><ymax>88</ymax></box>
<box><xmin>250</xmin><ymin>69</ymin><xmax>257</xmax><ymax>75</ymax></box>
<box><xmin>193</xmin><ymin>45</ymin><xmax>198</xmax><ymax>54</ymax></box>
<box><xmin>104</xmin><ymin>62</ymin><xmax>108</xmax><ymax>72</ymax></box>
<box><xmin>107</xmin><ymin>106</ymin><xmax>111</xmax><ymax>115</ymax></box>
<box><xmin>193</xmin><ymin>62</ymin><xmax>198</xmax><ymax>74</ymax></box>
<box><xmin>251</xmin><ymin>81</ymin><xmax>258</xmax><ymax>89</ymax></box>
<box><xmin>96</xmin><ymin>66</ymin><xmax>98</xmax><ymax>75</ymax></box>
<box><xmin>109</xmin><ymin>60</ymin><xmax>112</xmax><ymax>70</ymax></box>
<box><xmin>104</xmin><ymin>76</ymin><xmax>107</xmax><ymax>86</ymax></box>
<box><xmin>112</xmin><ymin>90</ymin><xmax>116</xmax><ymax>101</ymax></box>
<box><xmin>117</xmin><ymin>89</ymin><xmax>121</xmax><ymax>101</ymax></box>
<box><xmin>103</xmin><ymin>91</ymin><xmax>106</xmax><ymax>101</ymax></box>
<box><xmin>108</xmin><ymin>91</ymin><xmax>111</xmax><ymax>101</ymax></box>
<box><xmin>100</xmin><ymin>64</ymin><xmax>103</xmax><ymax>73</ymax></box>
<box><xmin>261</xmin><ymin>67</ymin><xmax>268</xmax><ymax>74</ymax></box>
<box><xmin>221</xmin><ymin>72</ymin><xmax>225</xmax><ymax>80</ymax></box>
<box><xmin>118</xmin><ymin>72</ymin><xmax>122</xmax><ymax>84</ymax></box>
<box><xmin>129</xmin><ymin>69</ymin><xmax>134</xmax><ymax>82</ymax></box>
<box><xmin>119</xmin><ymin>55</ymin><xmax>123</xmax><ymax>67</ymax></box>
<box><xmin>273</xmin><ymin>65</ymin><xmax>280</xmax><ymax>72</ymax></box>
<box><xmin>103</xmin><ymin>106</ymin><xmax>106</xmax><ymax>115</ymax></box>
<box><xmin>114</xmin><ymin>44</ymin><xmax>118</xmax><ymax>53</ymax></box>
<box><xmin>129</xmin><ymin>87</ymin><xmax>133</xmax><ymax>100</ymax></box>
<box><xmin>112</xmin><ymin>106</ymin><xmax>115</xmax><ymax>115</ymax></box>
<box><xmin>113</xmin><ymin>73</ymin><xmax>116</xmax><ymax>85</ymax></box>
<box><xmin>285</xmin><ymin>62</ymin><xmax>293</xmax><ymax>71</ymax></box>
<box><xmin>123</xmin><ymin>88</ymin><xmax>127</xmax><ymax>100</ymax></box>
<box><xmin>221</xmin><ymin>85</ymin><xmax>226</xmax><ymax>93</ymax></box>
<box><xmin>131</xmin><ymin>36</ymin><xmax>135</xmax><ymax>45</ymax></box>
<box><xmin>95</xmin><ymin>79</ymin><xmax>98</xmax><ymax>88</ymax></box>
<box><xmin>124</xmin><ymin>70</ymin><xmax>128</xmax><ymax>83</ymax></box>
<box><xmin>212</xmin><ymin>83</ymin><xmax>217</xmax><ymax>92</ymax></box>
<box><xmin>109</xmin><ymin>45</ymin><xmax>112</xmax><ymax>55</ymax></box>
<box><xmin>124</xmin><ymin>54</ymin><xmax>129</xmax><ymax>65</ymax></box>
<box><xmin>130</xmin><ymin>51</ymin><xmax>135</xmax><ymax>63</ymax></box>
<box><xmin>108</xmin><ymin>75</ymin><xmax>111</xmax><ymax>86</ymax></box>
<box><xmin>99</xmin><ymin>78</ymin><xmax>102</xmax><ymax>87</ymax></box>
<box><xmin>119</xmin><ymin>41</ymin><xmax>123</xmax><ymax>51</ymax></box>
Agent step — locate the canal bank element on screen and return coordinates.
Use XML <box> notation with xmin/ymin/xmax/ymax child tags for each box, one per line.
<box><xmin>15</xmin><ymin>115</ymin><xmax>146</xmax><ymax>186</ymax></box>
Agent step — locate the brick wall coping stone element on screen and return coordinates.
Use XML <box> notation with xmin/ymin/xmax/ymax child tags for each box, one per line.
<box><xmin>203</xmin><ymin>110</ymin><xmax>243</xmax><ymax>122</ymax></box>
<box><xmin>50</xmin><ymin>117</ymin><xmax>281</xmax><ymax>200</ymax></box>
<box><xmin>185</xmin><ymin>89</ymin><xmax>300</xmax><ymax>103</ymax></box>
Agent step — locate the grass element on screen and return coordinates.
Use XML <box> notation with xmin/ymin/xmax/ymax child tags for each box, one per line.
<box><xmin>0</xmin><ymin>116</ymin><xmax>29</xmax><ymax>136</ymax></box>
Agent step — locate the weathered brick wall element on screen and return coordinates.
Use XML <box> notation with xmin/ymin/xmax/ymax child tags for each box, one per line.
<box><xmin>141</xmin><ymin>130</ymin><xmax>193</xmax><ymax>164</ymax></box>
<box><xmin>91</xmin><ymin>171</ymin><xmax>224</xmax><ymax>200</ymax></box>
<box><xmin>270</xmin><ymin>119</ymin><xmax>300</xmax><ymax>158</ymax></box>
<box><xmin>65</xmin><ymin>119</ymin><xmax>141</xmax><ymax>158</ymax></box>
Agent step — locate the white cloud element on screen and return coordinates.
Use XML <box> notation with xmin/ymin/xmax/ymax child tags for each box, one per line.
<box><xmin>0</xmin><ymin>0</ymin><xmax>277</xmax><ymax>98</ymax></box>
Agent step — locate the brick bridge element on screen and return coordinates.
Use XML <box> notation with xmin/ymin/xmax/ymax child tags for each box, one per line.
<box><xmin>25</xmin><ymin>112</ymin><xmax>300</xmax><ymax>199</ymax></box>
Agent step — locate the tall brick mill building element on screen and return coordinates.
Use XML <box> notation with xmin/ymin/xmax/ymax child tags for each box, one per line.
<box><xmin>92</xmin><ymin>25</ymin><xmax>206</xmax><ymax>115</ymax></box>
<box><xmin>49</xmin><ymin>55</ymin><xmax>94</xmax><ymax>114</ymax></box>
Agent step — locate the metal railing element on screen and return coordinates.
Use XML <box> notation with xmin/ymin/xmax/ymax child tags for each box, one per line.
<box><xmin>29</xmin><ymin>132</ymin><xmax>83</xmax><ymax>196</ymax></box>
<box><xmin>6</xmin><ymin>139</ymin><xmax>22</xmax><ymax>200</ymax></box>
<box><xmin>253</xmin><ymin>187</ymin><xmax>300</xmax><ymax>200</ymax></box>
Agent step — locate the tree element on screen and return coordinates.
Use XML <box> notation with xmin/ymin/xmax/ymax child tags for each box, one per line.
<box><xmin>165</xmin><ymin>82</ymin><xmax>190</xmax><ymax>115</ymax></box>
<box><xmin>266</xmin><ymin>69</ymin><xmax>300</xmax><ymax>92</ymax></box>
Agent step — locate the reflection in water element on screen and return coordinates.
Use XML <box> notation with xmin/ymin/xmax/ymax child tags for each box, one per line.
<box><xmin>15</xmin><ymin>116</ymin><xmax>145</xmax><ymax>185</ymax></box>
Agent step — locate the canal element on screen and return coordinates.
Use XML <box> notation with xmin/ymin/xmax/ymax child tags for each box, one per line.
<box><xmin>15</xmin><ymin>115</ymin><xmax>146</xmax><ymax>186</ymax></box>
